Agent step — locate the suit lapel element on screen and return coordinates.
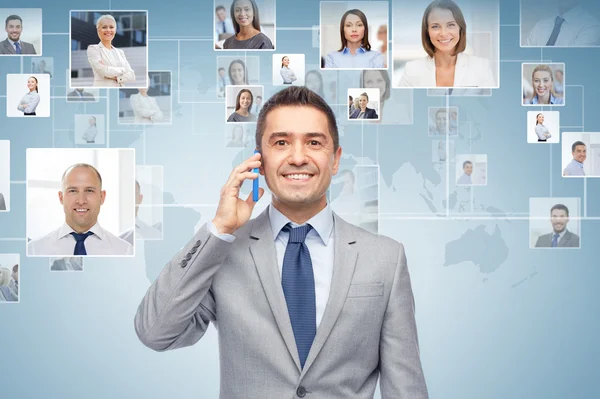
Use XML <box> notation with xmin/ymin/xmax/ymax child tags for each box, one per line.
<box><xmin>2</xmin><ymin>39</ymin><xmax>15</xmax><ymax>54</ymax></box>
<box><xmin>249</xmin><ymin>208</ymin><xmax>302</xmax><ymax>371</ymax></box>
<box><xmin>301</xmin><ymin>212</ymin><xmax>358</xmax><ymax>377</ymax></box>
<box><xmin>453</xmin><ymin>53</ymin><xmax>468</xmax><ymax>87</ymax></box>
<box><xmin>559</xmin><ymin>231</ymin><xmax>571</xmax><ymax>247</ymax></box>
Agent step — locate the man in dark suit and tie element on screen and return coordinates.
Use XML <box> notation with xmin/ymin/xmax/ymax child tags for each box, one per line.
<box><xmin>135</xmin><ymin>86</ymin><xmax>428</xmax><ymax>398</ymax></box>
<box><xmin>535</xmin><ymin>203</ymin><xmax>580</xmax><ymax>248</ymax></box>
<box><xmin>0</xmin><ymin>15</ymin><xmax>37</xmax><ymax>55</ymax></box>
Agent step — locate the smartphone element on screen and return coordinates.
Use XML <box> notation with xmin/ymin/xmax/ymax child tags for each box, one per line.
<box><xmin>253</xmin><ymin>149</ymin><xmax>260</xmax><ymax>202</ymax></box>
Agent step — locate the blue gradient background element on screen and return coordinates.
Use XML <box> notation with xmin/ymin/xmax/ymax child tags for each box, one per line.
<box><xmin>1</xmin><ymin>0</ymin><xmax>600</xmax><ymax>398</ymax></box>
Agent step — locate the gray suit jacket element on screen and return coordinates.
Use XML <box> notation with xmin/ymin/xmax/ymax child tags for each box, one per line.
<box><xmin>0</xmin><ymin>193</ymin><xmax>6</xmax><ymax>211</ymax></box>
<box><xmin>535</xmin><ymin>230</ymin><xmax>580</xmax><ymax>247</ymax></box>
<box><xmin>67</xmin><ymin>90</ymin><xmax>95</xmax><ymax>102</ymax></box>
<box><xmin>0</xmin><ymin>38</ymin><xmax>36</xmax><ymax>54</ymax></box>
<box><xmin>135</xmin><ymin>207</ymin><xmax>428</xmax><ymax>398</ymax></box>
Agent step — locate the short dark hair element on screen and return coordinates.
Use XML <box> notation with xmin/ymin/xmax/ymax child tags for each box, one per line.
<box><xmin>12</xmin><ymin>264</ymin><xmax>18</xmax><ymax>273</ymax></box>
<box><xmin>550</xmin><ymin>203</ymin><xmax>569</xmax><ymax>217</ymax></box>
<box><xmin>255</xmin><ymin>86</ymin><xmax>339</xmax><ymax>152</ymax></box>
<box><xmin>338</xmin><ymin>9</ymin><xmax>371</xmax><ymax>52</ymax></box>
<box><xmin>349</xmin><ymin>95</ymin><xmax>353</xmax><ymax>101</ymax></box>
<box><xmin>235</xmin><ymin>89</ymin><xmax>253</xmax><ymax>112</ymax></box>
<box><xmin>231</xmin><ymin>0</ymin><xmax>261</xmax><ymax>34</ymax></box>
<box><xmin>215</xmin><ymin>5</ymin><xmax>226</xmax><ymax>12</ymax></box>
<box><xmin>421</xmin><ymin>0</ymin><xmax>467</xmax><ymax>57</ymax></box>
<box><xmin>462</xmin><ymin>160</ymin><xmax>472</xmax><ymax>168</ymax></box>
<box><xmin>571</xmin><ymin>141</ymin><xmax>586</xmax><ymax>152</ymax></box>
<box><xmin>218</xmin><ymin>67</ymin><xmax>225</xmax><ymax>72</ymax></box>
<box><xmin>5</xmin><ymin>15</ymin><xmax>22</xmax><ymax>27</ymax></box>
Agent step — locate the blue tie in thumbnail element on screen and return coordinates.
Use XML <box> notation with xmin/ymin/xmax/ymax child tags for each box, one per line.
<box><xmin>15</xmin><ymin>42</ymin><xmax>21</xmax><ymax>54</ymax></box>
<box><xmin>71</xmin><ymin>232</ymin><xmax>94</xmax><ymax>255</ymax></box>
<box><xmin>281</xmin><ymin>223</ymin><xmax>316</xmax><ymax>369</ymax></box>
<box><xmin>551</xmin><ymin>233</ymin><xmax>560</xmax><ymax>247</ymax></box>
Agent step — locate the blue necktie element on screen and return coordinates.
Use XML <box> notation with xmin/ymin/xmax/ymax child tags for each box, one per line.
<box><xmin>221</xmin><ymin>21</ymin><xmax>226</xmax><ymax>34</ymax></box>
<box><xmin>14</xmin><ymin>42</ymin><xmax>21</xmax><ymax>54</ymax></box>
<box><xmin>551</xmin><ymin>233</ymin><xmax>560</xmax><ymax>247</ymax></box>
<box><xmin>71</xmin><ymin>232</ymin><xmax>94</xmax><ymax>255</ymax></box>
<box><xmin>546</xmin><ymin>16</ymin><xmax>565</xmax><ymax>46</ymax></box>
<box><xmin>281</xmin><ymin>223</ymin><xmax>316</xmax><ymax>369</ymax></box>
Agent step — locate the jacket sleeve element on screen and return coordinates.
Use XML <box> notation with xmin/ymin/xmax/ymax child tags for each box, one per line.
<box><xmin>134</xmin><ymin>223</ymin><xmax>230</xmax><ymax>351</ymax></box>
<box><xmin>379</xmin><ymin>243</ymin><xmax>429</xmax><ymax>398</ymax></box>
<box><xmin>115</xmin><ymin>48</ymin><xmax>136</xmax><ymax>84</ymax></box>
<box><xmin>87</xmin><ymin>45</ymin><xmax>129</xmax><ymax>79</ymax></box>
<box><xmin>23</xmin><ymin>93</ymin><xmax>40</xmax><ymax>113</ymax></box>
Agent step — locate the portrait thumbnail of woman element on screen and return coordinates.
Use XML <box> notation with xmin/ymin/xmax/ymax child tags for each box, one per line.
<box><xmin>222</xmin><ymin>0</ymin><xmax>274</xmax><ymax>49</ymax></box>
<box><xmin>325</xmin><ymin>9</ymin><xmax>385</xmax><ymax>69</ymax></box>
<box><xmin>523</xmin><ymin>64</ymin><xmax>564</xmax><ymax>105</ymax></box>
<box><xmin>398</xmin><ymin>0</ymin><xmax>495</xmax><ymax>88</ymax></box>
<box><xmin>349</xmin><ymin>92</ymin><xmax>378</xmax><ymax>119</ymax></box>
<box><xmin>16</xmin><ymin>76</ymin><xmax>39</xmax><ymax>115</ymax></box>
<box><xmin>227</xmin><ymin>88</ymin><xmax>257</xmax><ymax>122</ymax></box>
<box><xmin>280</xmin><ymin>56</ymin><xmax>297</xmax><ymax>84</ymax></box>
<box><xmin>86</xmin><ymin>14</ymin><xmax>136</xmax><ymax>87</ymax></box>
<box><xmin>534</xmin><ymin>113</ymin><xmax>552</xmax><ymax>142</ymax></box>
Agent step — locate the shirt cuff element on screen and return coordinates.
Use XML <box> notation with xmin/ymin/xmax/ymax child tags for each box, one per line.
<box><xmin>208</xmin><ymin>221</ymin><xmax>236</xmax><ymax>243</ymax></box>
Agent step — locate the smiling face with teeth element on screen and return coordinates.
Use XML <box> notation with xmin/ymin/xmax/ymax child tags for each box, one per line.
<box><xmin>260</xmin><ymin>105</ymin><xmax>342</xmax><ymax>221</ymax></box>
<box><xmin>96</xmin><ymin>17</ymin><xmax>116</xmax><ymax>45</ymax></box>
<box><xmin>427</xmin><ymin>7</ymin><xmax>460</xmax><ymax>54</ymax></box>
<box><xmin>233</xmin><ymin>0</ymin><xmax>256</xmax><ymax>30</ymax></box>
<box><xmin>59</xmin><ymin>166</ymin><xmax>106</xmax><ymax>234</ymax></box>
<box><xmin>421</xmin><ymin>1</ymin><xmax>467</xmax><ymax>58</ymax></box>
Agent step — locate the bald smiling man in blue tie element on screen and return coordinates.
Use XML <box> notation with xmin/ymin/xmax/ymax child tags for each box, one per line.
<box><xmin>135</xmin><ymin>86</ymin><xmax>428</xmax><ymax>398</ymax></box>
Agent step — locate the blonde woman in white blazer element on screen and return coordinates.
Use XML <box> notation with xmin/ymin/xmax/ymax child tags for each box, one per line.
<box><xmin>398</xmin><ymin>0</ymin><xmax>495</xmax><ymax>88</ymax></box>
<box><xmin>87</xmin><ymin>15</ymin><xmax>135</xmax><ymax>87</ymax></box>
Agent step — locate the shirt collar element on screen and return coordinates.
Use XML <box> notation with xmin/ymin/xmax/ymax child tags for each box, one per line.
<box><xmin>8</xmin><ymin>38</ymin><xmax>20</xmax><ymax>46</ymax></box>
<box><xmin>532</xmin><ymin>94</ymin><xmax>560</xmax><ymax>104</ymax></box>
<box><xmin>268</xmin><ymin>203</ymin><xmax>333</xmax><ymax>245</ymax></box>
<box><xmin>342</xmin><ymin>46</ymin><xmax>366</xmax><ymax>54</ymax></box>
<box><xmin>554</xmin><ymin>228</ymin><xmax>568</xmax><ymax>241</ymax></box>
<box><xmin>58</xmin><ymin>222</ymin><xmax>105</xmax><ymax>240</ymax></box>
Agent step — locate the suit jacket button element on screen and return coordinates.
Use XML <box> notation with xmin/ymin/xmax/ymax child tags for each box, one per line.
<box><xmin>296</xmin><ymin>386</ymin><xmax>306</xmax><ymax>397</ymax></box>
<box><xmin>190</xmin><ymin>246</ymin><xmax>197</xmax><ymax>254</ymax></box>
<box><xmin>185</xmin><ymin>253</ymin><xmax>193</xmax><ymax>260</ymax></box>
<box><xmin>181</xmin><ymin>259</ymin><xmax>188</xmax><ymax>268</ymax></box>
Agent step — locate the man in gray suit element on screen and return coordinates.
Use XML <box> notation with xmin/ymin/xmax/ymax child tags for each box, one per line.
<box><xmin>67</xmin><ymin>88</ymin><xmax>96</xmax><ymax>102</ymax></box>
<box><xmin>0</xmin><ymin>15</ymin><xmax>37</xmax><ymax>55</ymax></box>
<box><xmin>0</xmin><ymin>192</ymin><xmax>6</xmax><ymax>211</ymax></box>
<box><xmin>535</xmin><ymin>203</ymin><xmax>580</xmax><ymax>248</ymax></box>
<box><xmin>135</xmin><ymin>86</ymin><xmax>428</xmax><ymax>398</ymax></box>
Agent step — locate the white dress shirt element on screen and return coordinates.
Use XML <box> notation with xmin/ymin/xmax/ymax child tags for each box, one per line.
<box><xmin>28</xmin><ymin>222</ymin><xmax>133</xmax><ymax>256</ymax></box>
<box><xmin>526</xmin><ymin>5</ymin><xmax>600</xmax><ymax>46</ymax></box>
<box><xmin>208</xmin><ymin>203</ymin><xmax>334</xmax><ymax>329</ymax></box>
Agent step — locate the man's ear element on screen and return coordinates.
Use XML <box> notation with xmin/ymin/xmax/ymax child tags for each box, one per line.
<box><xmin>100</xmin><ymin>190</ymin><xmax>106</xmax><ymax>205</ymax></box>
<box><xmin>332</xmin><ymin>146</ymin><xmax>342</xmax><ymax>175</ymax></box>
<box><xmin>58</xmin><ymin>191</ymin><xmax>63</xmax><ymax>204</ymax></box>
